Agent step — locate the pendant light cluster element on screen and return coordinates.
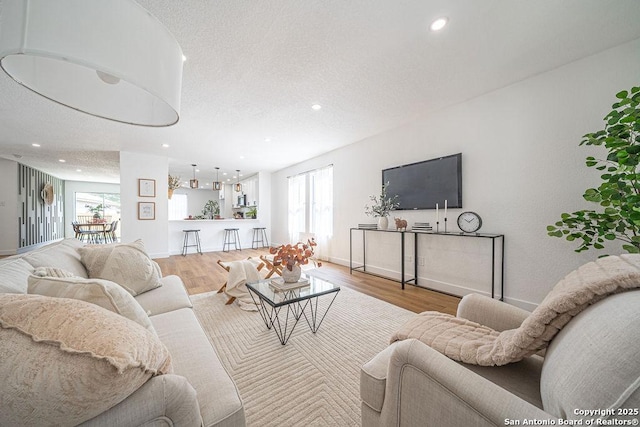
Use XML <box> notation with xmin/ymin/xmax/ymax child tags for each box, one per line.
<box><xmin>189</xmin><ymin>164</ymin><xmax>198</xmax><ymax>189</ymax></box>
<box><xmin>213</xmin><ymin>167</ymin><xmax>221</xmax><ymax>191</ymax></box>
<box><xmin>235</xmin><ymin>170</ymin><xmax>242</xmax><ymax>192</ymax></box>
<box><xmin>183</xmin><ymin>166</ymin><xmax>241</xmax><ymax>192</ymax></box>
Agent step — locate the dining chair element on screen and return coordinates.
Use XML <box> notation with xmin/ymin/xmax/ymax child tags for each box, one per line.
<box><xmin>109</xmin><ymin>221</ymin><xmax>119</xmax><ymax>243</ymax></box>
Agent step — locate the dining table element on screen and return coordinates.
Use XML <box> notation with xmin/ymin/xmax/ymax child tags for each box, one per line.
<box><xmin>75</xmin><ymin>222</ymin><xmax>112</xmax><ymax>244</ymax></box>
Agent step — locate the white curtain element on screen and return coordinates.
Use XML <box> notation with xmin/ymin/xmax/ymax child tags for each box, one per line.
<box><xmin>309</xmin><ymin>165</ymin><xmax>333</xmax><ymax>261</ymax></box>
<box><xmin>288</xmin><ymin>174</ymin><xmax>306</xmax><ymax>243</ymax></box>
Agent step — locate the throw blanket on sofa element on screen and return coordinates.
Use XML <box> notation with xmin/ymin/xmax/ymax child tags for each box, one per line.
<box><xmin>391</xmin><ymin>254</ymin><xmax>640</xmax><ymax>366</ymax></box>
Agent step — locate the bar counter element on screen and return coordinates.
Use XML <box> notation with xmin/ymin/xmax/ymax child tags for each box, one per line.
<box><xmin>169</xmin><ymin>219</ymin><xmax>265</xmax><ymax>255</ymax></box>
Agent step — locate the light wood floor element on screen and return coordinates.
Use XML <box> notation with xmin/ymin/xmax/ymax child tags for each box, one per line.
<box><xmin>155</xmin><ymin>248</ymin><xmax>460</xmax><ymax>315</ymax></box>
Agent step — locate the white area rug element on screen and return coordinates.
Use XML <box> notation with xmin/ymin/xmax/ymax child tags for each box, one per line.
<box><xmin>190</xmin><ymin>282</ymin><xmax>415</xmax><ymax>427</ymax></box>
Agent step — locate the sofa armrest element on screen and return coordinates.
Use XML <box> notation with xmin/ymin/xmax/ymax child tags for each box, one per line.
<box><xmin>373</xmin><ymin>339</ymin><xmax>551</xmax><ymax>427</ymax></box>
<box><xmin>457</xmin><ymin>294</ymin><xmax>530</xmax><ymax>332</ymax></box>
<box><xmin>80</xmin><ymin>374</ymin><xmax>202</xmax><ymax>427</ymax></box>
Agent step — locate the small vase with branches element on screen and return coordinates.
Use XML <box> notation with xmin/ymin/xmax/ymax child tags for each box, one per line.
<box><xmin>269</xmin><ymin>239</ymin><xmax>322</xmax><ymax>282</ymax></box>
<box><xmin>168</xmin><ymin>175</ymin><xmax>181</xmax><ymax>199</ymax></box>
<box><xmin>365</xmin><ymin>182</ymin><xmax>399</xmax><ymax>230</ymax></box>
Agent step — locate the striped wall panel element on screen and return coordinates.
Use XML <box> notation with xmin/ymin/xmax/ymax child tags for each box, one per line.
<box><xmin>18</xmin><ymin>164</ymin><xmax>65</xmax><ymax>248</ymax></box>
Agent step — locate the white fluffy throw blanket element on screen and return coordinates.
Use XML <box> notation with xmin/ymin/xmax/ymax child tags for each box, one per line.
<box><xmin>222</xmin><ymin>259</ymin><xmax>262</xmax><ymax>311</ymax></box>
<box><xmin>391</xmin><ymin>254</ymin><xmax>640</xmax><ymax>366</ymax></box>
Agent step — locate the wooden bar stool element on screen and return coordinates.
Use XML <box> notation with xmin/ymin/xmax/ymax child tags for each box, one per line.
<box><xmin>182</xmin><ymin>229</ymin><xmax>202</xmax><ymax>256</ymax></box>
<box><xmin>251</xmin><ymin>227</ymin><xmax>269</xmax><ymax>249</ymax></box>
<box><xmin>223</xmin><ymin>228</ymin><xmax>241</xmax><ymax>252</ymax></box>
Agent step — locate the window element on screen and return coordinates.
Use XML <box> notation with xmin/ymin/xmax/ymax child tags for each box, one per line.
<box><xmin>288</xmin><ymin>165</ymin><xmax>333</xmax><ymax>259</ymax></box>
<box><xmin>74</xmin><ymin>192</ymin><xmax>121</xmax><ymax>240</ymax></box>
<box><xmin>75</xmin><ymin>192</ymin><xmax>120</xmax><ymax>224</ymax></box>
<box><xmin>168</xmin><ymin>194</ymin><xmax>188</xmax><ymax>220</ymax></box>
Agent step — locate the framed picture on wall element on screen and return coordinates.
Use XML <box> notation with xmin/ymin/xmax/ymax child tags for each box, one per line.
<box><xmin>138</xmin><ymin>179</ymin><xmax>156</xmax><ymax>197</ymax></box>
<box><xmin>138</xmin><ymin>202</ymin><xmax>155</xmax><ymax>220</ymax></box>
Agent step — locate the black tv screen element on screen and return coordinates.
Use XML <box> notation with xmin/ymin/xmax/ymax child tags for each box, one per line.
<box><xmin>382</xmin><ymin>153</ymin><xmax>462</xmax><ymax>210</ymax></box>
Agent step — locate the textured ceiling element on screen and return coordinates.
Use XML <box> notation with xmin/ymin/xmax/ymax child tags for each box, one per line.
<box><xmin>1</xmin><ymin>0</ymin><xmax>640</xmax><ymax>185</ymax></box>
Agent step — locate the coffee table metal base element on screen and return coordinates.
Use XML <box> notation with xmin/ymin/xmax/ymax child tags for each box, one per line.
<box><xmin>248</xmin><ymin>288</ymin><xmax>339</xmax><ymax>345</ymax></box>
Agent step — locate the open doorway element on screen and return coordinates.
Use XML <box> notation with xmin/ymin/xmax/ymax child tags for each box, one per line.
<box><xmin>74</xmin><ymin>192</ymin><xmax>121</xmax><ymax>242</ymax></box>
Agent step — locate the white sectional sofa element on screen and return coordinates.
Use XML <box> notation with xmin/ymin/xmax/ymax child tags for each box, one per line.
<box><xmin>0</xmin><ymin>238</ymin><xmax>245</xmax><ymax>427</ymax></box>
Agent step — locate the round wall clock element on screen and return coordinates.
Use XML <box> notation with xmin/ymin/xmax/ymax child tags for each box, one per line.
<box><xmin>457</xmin><ymin>211</ymin><xmax>482</xmax><ymax>233</ymax></box>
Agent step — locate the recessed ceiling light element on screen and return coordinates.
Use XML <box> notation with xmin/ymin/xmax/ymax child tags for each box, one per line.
<box><xmin>240</xmin><ymin>156</ymin><xmax>245</xmax><ymax>159</ymax></box>
<box><xmin>223</xmin><ymin>172</ymin><xmax>228</xmax><ymax>176</ymax></box>
<box><xmin>58</xmin><ymin>159</ymin><xmax>66</xmax><ymax>163</ymax></box>
<box><xmin>311</xmin><ymin>104</ymin><xmax>322</xmax><ymax>110</ymax></box>
<box><xmin>32</xmin><ymin>143</ymin><xmax>40</xmax><ymax>147</ymax></box>
<box><xmin>264</xmin><ymin>137</ymin><xmax>272</xmax><ymax>142</ymax></box>
<box><xmin>430</xmin><ymin>17</ymin><xmax>448</xmax><ymax>31</ymax></box>
<box><xmin>76</xmin><ymin>169</ymin><xmax>82</xmax><ymax>172</ymax></box>
<box><xmin>182</xmin><ymin>55</ymin><xmax>187</xmax><ymax>62</ymax></box>
<box><xmin>195</xmin><ymin>169</ymin><xmax>200</xmax><ymax>172</ymax></box>
<box><xmin>161</xmin><ymin>143</ymin><xmax>169</xmax><ymax>148</ymax></box>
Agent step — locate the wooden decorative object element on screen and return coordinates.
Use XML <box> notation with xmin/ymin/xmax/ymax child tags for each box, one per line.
<box><xmin>41</xmin><ymin>183</ymin><xmax>54</xmax><ymax>205</ymax></box>
<box><xmin>394</xmin><ymin>217</ymin><xmax>408</xmax><ymax>231</ymax></box>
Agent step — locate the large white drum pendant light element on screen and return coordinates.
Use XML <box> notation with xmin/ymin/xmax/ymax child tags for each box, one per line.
<box><xmin>0</xmin><ymin>0</ymin><xmax>183</xmax><ymax>127</ymax></box>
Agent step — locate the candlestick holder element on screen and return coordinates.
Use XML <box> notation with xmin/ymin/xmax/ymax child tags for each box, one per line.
<box><xmin>444</xmin><ymin>217</ymin><xmax>448</xmax><ymax>233</ymax></box>
<box><xmin>436</xmin><ymin>221</ymin><xmax>440</xmax><ymax>233</ymax></box>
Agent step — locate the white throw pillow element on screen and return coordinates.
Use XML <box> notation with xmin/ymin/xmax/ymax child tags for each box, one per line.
<box><xmin>78</xmin><ymin>239</ymin><xmax>162</xmax><ymax>296</ymax></box>
<box><xmin>0</xmin><ymin>294</ymin><xmax>172</xmax><ymax>426</ymax></box>
<box><xmin>32</xmin><ymin>266</ymin><xmax>75</xmax><ymax>278</ymax></box>
<box><xmin>27</xmin><ymin>274</ymin><xmax>156</xmax><ymax>334</ymax></box>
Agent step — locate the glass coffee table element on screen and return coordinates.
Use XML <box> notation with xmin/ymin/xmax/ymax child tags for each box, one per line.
<box><xmin>246</xmin><ymin>274</ymin><xmax>340</xmax><ymax>345</ymax></box>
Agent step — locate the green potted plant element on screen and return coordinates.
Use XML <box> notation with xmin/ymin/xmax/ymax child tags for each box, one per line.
<box><xmin>202</xmin><ymin>200</ymin><xmax>220</xmax><ymax>219</ymax></box>
<box><xmin>547</xmin><ymin>86</ymin><xmax>640</xmax><ymax>253</ymax></box>
<box><xmin>85</xmin><ymin>203</ymin><xmax>108</xmax><ymax>221</ymax></box>
<box><xmin>246</xmin><ymin>206</ymin><xmax>257</xmax><ymax>219</ymax></box>
<box><xmin>365</xmin><ymin>182</ymin><xmax>400</xmax><ymax>230</ymax></box>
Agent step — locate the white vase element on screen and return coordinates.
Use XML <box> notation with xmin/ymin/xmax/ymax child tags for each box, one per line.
<box><xmin>282</xmin><ymin>265</ymin><xmax>302</xmax><ymax>283</ymax></box>
<box><xmin>377</xmin><ymin>216</ymin><xmax>389</xmax><ymax>230</ymax></box>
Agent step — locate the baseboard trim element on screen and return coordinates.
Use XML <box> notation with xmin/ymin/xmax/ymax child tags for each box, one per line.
<box><xmin>328</xmin><ymin>255</ymin><xmax>538</xmax><ymax>311</ymax></box>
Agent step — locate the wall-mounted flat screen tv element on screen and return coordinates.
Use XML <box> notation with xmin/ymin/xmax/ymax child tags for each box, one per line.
<box><xmin>382</xmin><ymin>153</ymin><xmax>462</xmax><ymax>210</ymax></box>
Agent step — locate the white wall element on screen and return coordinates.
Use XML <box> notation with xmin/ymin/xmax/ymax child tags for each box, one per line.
<box><xmin>258</xmin><ymin>171</ymin><xmax>272</xmax><ymax>244</ymax></box>
<box><xmin>0</xmin><ymin>158</ymin><xmax>18</xmax><ymax>255</ymax></box>
<box><xmin>272</xmin><ymin>38</ymin><xmax>640</xmax><ymax>310</ymax></box>
<box><xmin>120</xmin><ymin>151</ymin><xmax>169</xmax><ymax>258</ymax></box>
<box><xmin>63</xmin><ymin>181</ymin><xmax>120</xmax><ymax>238</ymax></box>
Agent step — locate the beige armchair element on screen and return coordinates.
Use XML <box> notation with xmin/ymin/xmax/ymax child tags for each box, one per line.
<box><xmin>361</xmin><ymin>291</ymin><xmax>640</xmax><ymax>426</ymax></box>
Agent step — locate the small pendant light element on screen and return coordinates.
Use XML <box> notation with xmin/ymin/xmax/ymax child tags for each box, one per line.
<box><xmin>235</xmin><ymin>170</ymin><xmax>242</xmax><ymax>192</ymax></box>
<box><xmin>190</xmin><ymin>164</ymin><xmax>199</xmax><ymax>189</ymax></box>
<box><xmin>213</xmin><ymin>167</ymin><xmax>221</xmax><ymax>191</ymax></box>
